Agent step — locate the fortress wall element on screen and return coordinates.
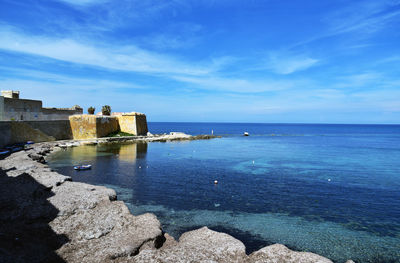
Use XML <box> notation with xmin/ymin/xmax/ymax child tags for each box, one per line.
<box><xmin>135</xmin><ymin>114</ymin><xmax>148</xmax><ymax>135</ymax></box>
<box><xmin>1</xmin><ymin>112</ymin><xmax>147</xmax><ymax>147</ymax></box>
<box><xmin>117</xmin><ymin>113</ymin><xmax>148</xmax><ymax>135</ymax></box>
<box><xmin>69</xmin><ymin>115</ymin><xmax>119</xmax><ymax>140</ymax></box>
<box><xmin>2</xmin><ymin>98</ymin><xmax>42</xmax><ymax>121</ymax></box>
<box><xmin>0</xmin><ymin>96</ymin><xmax>4</xmax><ymax>121</ymax></box>
<box><xmin>0</xmin><ymin>120</ymin><xmax>72</xmax><ymax>147</ymax></box>
<box><xmin>96</xmin><ymin>116</ymin><xmax>119</xmax><ymax>138</ymax></box>
<box><xmin>0</xmin><ymin>122</ymin><xmax>11</xmax><ymax>147</ymax></box>
<box><xmin>117</xmin><ymin>115</ymin><xmax>137</xmax><ymax>135</ymax></box>
<box><xmin>24</xmin><ymin>120</ymin><xmax>73</xmax><ymax>140</ymax></box>
<box><xmin>42</xmin><ymin>108</ymin><xmax>83</xmax><ymax>121</ymax></box>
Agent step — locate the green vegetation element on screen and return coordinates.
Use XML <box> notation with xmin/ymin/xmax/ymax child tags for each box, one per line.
<box><xmin>102</xmin><ymin>105</ymin><xmax>111</xmax><ymax>116</ymax></box>
<box><xmin>88</xmin><ymin>106</ymin><xmax>95</xmax><ymax>114</ymax></box>
<box><xmin>107</xmin><ymin>130</ymin><xmax>135</xmax><ymax>137</ymax></box>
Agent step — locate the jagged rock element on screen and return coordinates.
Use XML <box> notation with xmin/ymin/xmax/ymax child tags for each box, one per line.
<box><xmin>49</xmin><ymin>182</ymin><xmax>117</xmax><ymax>216</ymax></box>
<box><xmin>28</xmin><ymin>153</ymin><xmax>46</xmax><ymax>163</ymax></box>
<box><xmin>131</xmin><ymin>227</ymin><xmax>247</xmax><ymax>263</ymax></box>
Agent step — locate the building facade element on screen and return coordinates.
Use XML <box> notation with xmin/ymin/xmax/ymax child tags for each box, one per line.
<box><xmin>0</xmin><ymin>90</ymin><xmax>82</xmax><ymax>121</ymax></box>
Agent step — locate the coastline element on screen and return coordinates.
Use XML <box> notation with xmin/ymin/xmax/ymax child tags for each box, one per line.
<box><xmin>0</xmin><ymin>134</ymin><xmax>351</xmax><ymax>263</ymax></box>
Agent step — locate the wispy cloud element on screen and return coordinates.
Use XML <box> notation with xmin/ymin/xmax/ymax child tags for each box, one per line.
<box><xmin>291</xmin><ymin>1</ymin><xmax>400</xmax><ymax>49</ymax></box>
<box><xmin>54</xmin><ymin>0</ymin><xmax>109</xmax><ymax>7</ymax></box>
<box><xmin>172</xmin><ymin>75</ymin><xmax>301</xmax><ymax>93</ymax></box>
<box><xmin>327</xmin><ymin>0</ymin><xmax>400</xmax><ymax>35</ymax></box>
<box><xmin>0</xmin><ymin>26</ymin><xmax>217</xmax><ymax>76</ymax></box>
<box><xmin>266</xmin><ymin>54</ymin><xmax>319</xmax><ymax>75</ymax></box>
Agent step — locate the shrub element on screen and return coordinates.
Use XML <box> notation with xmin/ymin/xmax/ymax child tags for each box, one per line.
<box><xmin>102</xmin><ymin>105</ymin><xmax>111</xmax><ymax>116</ymax></box>
<box><xmin>88</xmin><ymin>106</ymin><xmax>95</xmax><ymax>114</ymax></box>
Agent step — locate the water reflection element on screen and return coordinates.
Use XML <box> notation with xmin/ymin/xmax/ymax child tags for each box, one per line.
<box><xmin>116</xmin><ymin>143</ymin><xmax>148</xmax><ymax>163</ymax></box>
<box><xmin>63</xmin><ymin>142</ymin><xmax>148</xmax><ymax>164</ymax></box>
<box><xmin>49</xmin><ymin>143</ymin><xmax>148</xmax><ymax>188</ymax></box>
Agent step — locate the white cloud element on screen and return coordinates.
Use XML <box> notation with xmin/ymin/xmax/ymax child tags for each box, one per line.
<box><xmin>0</xmin><ymin>27</ymin><xmax>214</xmax><ymax>76</ymax></box>
<box><xmin>172</xmin><ymin>75</ymin><xmax>297</xmax><ymax>93</ymax></box>
<box><xmin>55</xmin><ymin>0</ymin><xmax>108</xmax><ymax>6</ymax></box>
<box><xmin>267</xmin><ymin>55</ymin><xmax>318</xmax><ymax>75</ymax></box>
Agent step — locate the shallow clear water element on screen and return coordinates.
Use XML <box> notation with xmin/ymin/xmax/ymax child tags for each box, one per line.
<box><xmin>48</xmin><ymin>123</ymin><xmax>400</xmax><ymax>263</ymax></box>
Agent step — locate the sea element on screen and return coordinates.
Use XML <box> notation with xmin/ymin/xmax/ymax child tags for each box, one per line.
<box><xmin>48</xmin><ymin>122</ymin><xmax>400</xmax><ymax>263</ymax></box>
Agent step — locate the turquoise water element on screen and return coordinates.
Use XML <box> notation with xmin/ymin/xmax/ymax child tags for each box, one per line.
<box><xmin>48</xmin><ymin>123</ymin><xmax>400</xmax><ymax>263</ymax></box>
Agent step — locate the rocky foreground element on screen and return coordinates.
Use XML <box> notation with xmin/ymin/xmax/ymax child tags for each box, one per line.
<box><xmin>0</xmin><ymin>134</ymin><xmax>353</xmax><ymax>263</ymax></box>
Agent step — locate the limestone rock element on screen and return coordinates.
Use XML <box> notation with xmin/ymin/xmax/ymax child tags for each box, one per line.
<box><xmin>131</xmin><ymin>227</ymin><xmax>247</xmax><ymax>263</ymax></box>
<box><xmin>49</xmin><ymin>181</ymin><xmax>117</xmax><ymax>216</ymax></box>
<box><xmin>248</xmin><ymin>244</ymin><xmax>333</xmax><ymax>263</ymax></box>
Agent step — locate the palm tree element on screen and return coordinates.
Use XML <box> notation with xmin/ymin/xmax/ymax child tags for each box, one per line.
<box><xmin>88</xmin><ymin>106</ymin><xmax>95</xmax><ymax>114</ymax></box>
<box><xmin>102</xmin><ymin>105</ymin><xmax>111</xmax><ymax>116</ymax></box>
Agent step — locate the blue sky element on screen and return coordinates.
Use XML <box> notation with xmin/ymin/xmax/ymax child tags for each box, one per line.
<box><xmin>0</xmin><ymin>0</ymin><xmax>399</xmax><ymax>123</ymax></box>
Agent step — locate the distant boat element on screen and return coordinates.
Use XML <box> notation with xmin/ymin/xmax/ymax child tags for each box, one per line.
<box><xmin>74</xmin><ymin>165</ymin><xmax>92</xmax><ymax>171</ymax></box>
<box><xmin>26</xmin><ymin>141</ymin><xmax>35</xmax><ymax>145</ymax></box>
<box><xmin>244</xmin><ymin>132</ymin><xmax>249</xmax><ymax>136</ymax></box>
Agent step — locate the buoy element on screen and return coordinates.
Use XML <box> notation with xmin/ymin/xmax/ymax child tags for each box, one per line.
<box><xmin>139</xmin><ymin>166</ymin><xmax>141</xmax><ymax>169</ymax></box>
<box><xmin>328</xmin><ymin>178</ymin><xmax>331</xmax><ymax>182</ymax></box>
<box><xmin>214</xmin><ymin>180</ymin><xmax>218</xmax><ymax>184</ymax></box>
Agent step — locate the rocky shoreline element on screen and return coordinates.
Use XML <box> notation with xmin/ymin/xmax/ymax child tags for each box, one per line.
<box><xmin>0</xmin><ymin>134</ymin><xmax>353</xmax><ymax>263</ymax></box>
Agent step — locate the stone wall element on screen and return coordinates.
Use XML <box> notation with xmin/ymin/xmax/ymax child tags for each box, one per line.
<box><xmin>136</xmin><ymin>114</ymin><xmax>148</xmax><ymax>135</ymax></box>
<box><xmin>117</xmin><ymin>113</ymin><xmax>148</xmax><ymax>136</ymax></box>
<box><xmin>0</xmin><ymin>120</ymin><xmax>72</xmax><ymax>147</ymax></box>
<box><xmin>41</xmin><ymin>108</ymin><xmax>83</xmax><ymax>121</ymax></box>
<box><xmin>0</xmin><ymin>112</ymin><xmax>148</xmax><ymax>146</ymax></box>
<box><xmin>69</xmin><ymin>115</ymin><xmax>119</xmax><ymax>140</ymax></box>
<box><xmin>0</xmin><ymin>96</ymin><xmax>4</xmax><ymax>121</ymax></box>
<box><xmin>1</xmin><ymin>97</ymin><xmax>43</xmax><ymax>121</ymax></box>
<box><xmin>0</xmin><ymin>121</ymin><xmax>11</xmax><ymax>148</ymax></box>
<box><xmin>0</xmin><ymin>92</ymin><xmax>83</xmax><ymax>121</ymax></box>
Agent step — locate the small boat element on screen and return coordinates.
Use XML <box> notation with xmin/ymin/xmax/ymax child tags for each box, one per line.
<box><xmin>26</xmin><ymin>141</ymin><xmax>35</xmax><ymax>145</ymax></box>
<box><xmin>0</xmin><ymin>149</ymin><xmax>10</xmax><ymax>156</ymax></box>
<box><xmin>74</xmin><ymin>165</ymin><xmax>92</xmax><ymax>171</ymax></box>
<box><xmin>243</xmin><ymin>132</ymin><xmax>249</xmax><ymax>136</ymax></box>
<box><xmin>5</xmin><ymin>146</ymin><xmax>23</xmax><ymax>152</ymax></box>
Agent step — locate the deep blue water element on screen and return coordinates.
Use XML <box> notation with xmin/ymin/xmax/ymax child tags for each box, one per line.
<box><xmin>48</xmin><ymin>123</ymin><xmax>400</xmax><ymax>263</ymax></box>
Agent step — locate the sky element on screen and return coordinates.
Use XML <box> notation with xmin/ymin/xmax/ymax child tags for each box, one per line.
<box><xmin>0</xmin><ymin>0</ymin><xmax>399</xmax><ymax>123</ymax></box>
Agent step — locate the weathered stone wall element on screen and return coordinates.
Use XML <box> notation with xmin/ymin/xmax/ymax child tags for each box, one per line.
<box><xmin>0</xmin><ymin>93</ymin><xmax>83</xmax><ymax>121</ymax></box>
<box><xmin>0</xmin><ymin>120</ymin><xmax>72</xmax><ymax>147</ymax></box>
<box><xmin>24</xmin><ymin>121</ymin><xmax>73</xmax><ymax>140</ymax></box>
<box><xmin>1</xmin><ymin>97</ymin><xmax>43</xmax><ymax>121</ymax></box>
<box><xmin>117</xmin><ymin>113</ymin><xmax>148</xmax><ymax>136</ymax></box>
<box><xmin>136</xmin><ymin>114</ymin><xmax>148</xmax><ymax>135</ymax></box>
<box><xmin>69</xmin><ymin>115</ymin><xmax>119</xmax><ymax>140</ymax></box>
<box><xmin>0</xmin><ymin>121</ymin><xmax>11</xmax><ymax>147</ymax></box>
<box><xmin>117</xmin><ymin>114</ymin><xmax>136</xmax><ymax>135</ymax></box>
<box><xmin>0</xmin><ymin>96</ymin><xmax>4</xmax><ymax>121</ymax></box>
<box><xmin>41</xmin><ymin>108</ymin><xmax>83</xmax><ymax>121</ymax></box>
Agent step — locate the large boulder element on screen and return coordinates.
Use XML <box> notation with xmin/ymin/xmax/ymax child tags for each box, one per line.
<box><xmin>248</xmin><ymin>244</ymin><xmax>333</xmax><ymax>263</ymax></box>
